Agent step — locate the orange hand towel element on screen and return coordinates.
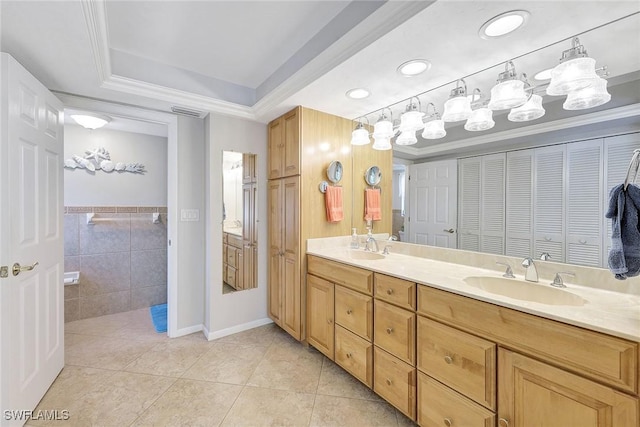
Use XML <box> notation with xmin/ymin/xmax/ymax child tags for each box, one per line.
<box><xmin>325</xmin><ymin>185</ymin><xmax>344</xmax><ymax>223</ymax></box>
<box><xmin>364</xmin><ymin>188</ymin><xmax>382</xmax><ymax>221</ymax></box>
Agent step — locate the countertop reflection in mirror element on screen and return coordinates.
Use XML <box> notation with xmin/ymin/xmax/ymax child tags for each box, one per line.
<box><xmin>222</xmin><ymin>151</ymin><xmax>258</xmax><ymax>293</ymax></box>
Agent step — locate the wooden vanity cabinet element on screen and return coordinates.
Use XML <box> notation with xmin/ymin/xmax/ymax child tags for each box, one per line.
<box><xmin>306</xmin><ymin>274</ymin><xmax>334</xmax><ymax>359</ymax></box>
<box><xmin>268</xmin><ymin>108</ymin><xmax>300</xmax><ymax>180</ymax></box>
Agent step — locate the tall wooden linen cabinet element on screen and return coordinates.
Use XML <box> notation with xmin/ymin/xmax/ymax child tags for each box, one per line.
<box><xmin>267</xmin><ymin>106</ymin><xmax>392</xmax><ymax>341</ymax></box>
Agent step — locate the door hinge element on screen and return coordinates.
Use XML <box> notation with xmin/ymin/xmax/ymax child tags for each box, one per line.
<box><xmin>0</xmin><ymin>266</ymin><xmax>8</xmax><ymax>278</ymax></box>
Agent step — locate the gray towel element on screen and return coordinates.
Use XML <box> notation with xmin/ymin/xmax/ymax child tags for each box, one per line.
<box><xmin>606</xmin><ymin>183</ymin><xmax>640</xmax><ymax>279</ymax></box>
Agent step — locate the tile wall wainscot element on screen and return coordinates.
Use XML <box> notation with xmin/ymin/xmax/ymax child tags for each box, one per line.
<box><xmin>64</xmin><ymin>206</ymin><xmax>168</xmax><ymax>322</ymax></box>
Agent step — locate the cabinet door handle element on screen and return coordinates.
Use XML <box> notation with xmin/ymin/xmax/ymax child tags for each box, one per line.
<box><xmin>385</xmin><ymin>378</ymin><xmax>392</xmax><ymax>386</ymax></box>
<box><xmin>386</xmin><ymin>288</ymin><xmax>393</xmax><ymax>295</ymax></box>
<box><xmin>327</xmin><ymin>319</ymin><xmax>332</xmax><ymax>324</ymax></box>
<box><xmin>444</xmin><ymin>418</ymin><xmax>452</xmax><ymax>427</ymax></box>
<box><xmin>386</xmin><ymin>327</ymin><xmax>393</xmax><ymax>334</ymax></box>
<box><xmin>444</xmin><ymin>355</ymin><xmax>453</xmax><ymax>364</ymax></box>
<box><xmin>346</xmin><ymin>353</ymin><xmax>352</xmax><ymax>358</ymax></box>
<box><xmin>346</xmin><ymin>309</ymin><xmax>353</xmax><ymax>315</ymax></box>
<box><xmin>498</xmin><ymin>419</ymin><xmax>509</xmax><ymax>427</ymax></box>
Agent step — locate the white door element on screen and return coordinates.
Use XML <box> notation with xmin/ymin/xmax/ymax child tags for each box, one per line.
<box><xmin>0</xmin><ymin>53</ymin><xmax>64</xmax><ymax>423</ymax></box>
<box><xmin>407</xmin><ymin>160</ymin><xmax>457</xmax><ymax>248</ymax></box>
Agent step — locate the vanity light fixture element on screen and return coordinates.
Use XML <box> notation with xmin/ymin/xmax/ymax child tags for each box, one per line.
<box><xmin>397</xmin><ymin>59</ymin><xmax>431</xmax><ymax>77</ymax></box>
<box><xmin>395</xmin><ymin>130</ymin><xmax>418</xmax><ymax>146</ymax></box>
<box><xmin>70</xmin><ymin>113</ymin><xmax>111</xmax><ymax>130</ymax></box>
<box><xmin>399</xmin><ymin>97</ymin><xmax>425</xmax><ymax>132</ymax></box>
<box><xmin>488</xmin><ymin>61</ymin><xmax>529</xmax><ymax>110</ymax></box>
<box><xmin>546</xmin><ymin>37</ymin><xmax>601</xmax><ymax>96</ymax></box>
<box><xmin>372</xmin><ymin>110</ymin><xmax>394</xmax><ymax>151</ymax></box>
<box><xmin>372</xmin><ymin>136</ymin><xmax>392</xmax><ymax>151</ymax></box>
<box><xmin>479</xmin><ymin>10</ymin><xmax>530</xmax><ymax>39</ymax></box>
<box><xmin>465</xmin><ymin>90</ymin><xmax>495</xmax><ymax>131</ymax></box>
<box><xmin>346</xmin><ymin>88</ymin><xmax>370</xmax><ymax>99</ymax></box>
<box><xmin>563</xmin><ymin>76</ymin><xmax>611</xmax><ymax>110</ymax></box>
<box><xmin>441</xmin><ymin>79</ymin><xmax>472</xmax><ymax>122</ymax></box>
<box><xmin>350</xmin><ymin>121</ymin><xmax>371</xmax><ymax>146</ymax></box>
<box><xmin>508</xmin><ymin>93</ymin><xmax>546</xmax><ymax>122</ymax></box>
<box><xmin>421</xmin><ymin>103</ymin><xmax>446</xmax><ymax>140</ymax></box>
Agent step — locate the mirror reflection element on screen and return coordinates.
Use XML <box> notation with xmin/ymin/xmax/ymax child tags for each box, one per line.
<box><xmin>365</xmin><ymin>165</ymin><xmax>381</xmax><ymax>186</ymax></box>
<box><xmin>327</xmin><ymin>160</ymin><xmax>343</xmax><ymax>184</ymax></box>
<box><xmin>222</xmin><ymin>151</ymin><xmax>257</xmax><ymax>293</ymax></box>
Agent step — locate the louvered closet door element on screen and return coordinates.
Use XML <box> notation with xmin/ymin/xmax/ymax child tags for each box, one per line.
<box><xmin>566</xmin><ymin>140</ymin><xmax>603</xmax><ymax>267</ymax></box>
<box><xmin>534</xmin><ymin>145</ymin><xmax>566</xmax><ymax>262</ymax></box>
<box><xmin>603</xmin><ymin>133</ymin><xmax>640</xmax><ymax>267</ymax></box>
<box><xmin>506</xmin><ymin>150</ymin><xmax>534</xmax><ymax>258</ymax></box>
<box><xmin>458</xmin><ymin>158</ymin><xmax>481</xmax><ymax>251</ymax></box>
<box><xmin>481</xmin><ymin>153</ymin><xmax>506</xmax><ymax>255</ymax></box>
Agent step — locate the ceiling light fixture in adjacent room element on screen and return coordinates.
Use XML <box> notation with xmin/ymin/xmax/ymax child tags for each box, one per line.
<box><xmin>70</xmin><ymin>113</ymin><xmax>111</xmax><ymax>130</ymax></box>
<box><xmin>397</xmin><ymin>59</ymin><xmax>431</xmax><ymax>77</ymax></box>
<box><xmin>346</xmin><ymin>88</ymin><xmax>370</xmax><ymax>99</ymax></box>
<box><xmin>533</xmin><ymin>68</ymin><xmax>553</xmax><ymax>81</ymax></box>
<box><xmin>479</xmin><ymin>10</ymin><xmax>530</xmax><ymax>39</ymax></box>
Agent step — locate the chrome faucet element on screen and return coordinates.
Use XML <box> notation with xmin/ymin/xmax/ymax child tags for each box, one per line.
<box><xmin>551</xmin><ymin>271</ymin><xmax>575</xmax><ymax>288</ymax></box>
<box><xmin>539</xmin><ymin>252</ymin><xmax>551</xmax><ymax>261</ymax></box>
<box><xmin>521</xmin><ymin>257</ymin><xmax>538</xmax><ymax>282</ymax></box>
<box><xmin>364</xmin><ymin>236</ymin><xmax>379</xmax><ymax>252</ymax></box>
<box><xmin>382</xmin><ymin>244</ymin><xmax>392</xmax><ymax>255</ymax></box>
<box><xmin>496</xmin><ymin>262</ymin><xmax>515</xmax><ymax>278</ymax></box>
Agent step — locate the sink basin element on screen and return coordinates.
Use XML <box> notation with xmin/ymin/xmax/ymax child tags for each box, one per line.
<box><xmin>348</xmin><ymin>250</ymin><xmax>385</xmax><ymax>261</ymax></box>
<box><xmin>463</xmin><ymin>276</ymin><xmax>587</xmax><ymax>306</ymax></box>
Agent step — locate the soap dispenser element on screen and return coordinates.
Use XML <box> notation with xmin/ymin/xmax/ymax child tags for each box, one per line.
<box><xmin>350</xmin><ymin>228</ymin><xmax>359</xmax><ymax>249</ymax></box>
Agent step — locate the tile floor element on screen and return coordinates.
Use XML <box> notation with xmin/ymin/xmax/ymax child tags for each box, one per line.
<box><xmin>30</xmin><ymin>308</ymin><xmax>417</xmax><ymax>426</ymax></box>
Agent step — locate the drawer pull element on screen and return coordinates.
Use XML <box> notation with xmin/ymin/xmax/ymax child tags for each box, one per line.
<box><xmin>346</xmin><ymin>309</ymin><xmax>353</xmax><ymax>315</ymax></box>
<box><xmin>327</xmin><ymin>319</ymin><xmax>333</xmax><ymax>324</ymax></box>
<box><xmin>346</xmin><ymin>353</ymin><xmax>352</xmax><ymax>358</ymax></box>
<box><xmin>444</xmin><ymin>355</ymin><xmax>453</xmax><ymax>364</ymax></box>
<box><xmin>498</xmin><ymin>419</ymin><xmax>509</xmax><ymax>427</ymax></box>
<box><xmin>385</xmin><ymin>378</ymin><xmax>392</xmax><ymax>386</ymax></box>
<box><xmin>444</xmin><ymin>418</ymin><xmax>452</xmax><ymax>427</ymax></box>
<box><xmin>386</xmin><ymin>327</ymin><xmax>393</xmax><ymax>334</ymax></box>
<box><xmin>386</xmin><ymin>288</ymin><xmax>393</xmax><ymax>295</ymax></box>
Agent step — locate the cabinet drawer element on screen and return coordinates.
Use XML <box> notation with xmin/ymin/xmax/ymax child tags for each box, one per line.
<box><xmin>228</xmin><ymin>234</ymin><xmax>243</xmax><ymax>249</ymax></box>
<box><xmin>374</xmin><ymin>346</ymin><xmax>416</xmax><ymax>420</ymax></box>
<box><xmin>374</xmin><ymin>300</ymin><xmax>416</xmax><ymax>365</ymax></box>
<box><xmin>335</xmin><ymin>325</ymin><xmax>373</xmax><ymax>388</ymax></box>
<box><xmin>375</xmin><ymin>274</ymin><xmax>415</xmax><ymax>310</ymax></box>
<box><xmin>417</xmin><ymin>372</ymin><xmax>495</xmax><ymax>427</ymax></box>
<box><xmin>417</xmin><ymin>316</ymin><xmax>496</xmax><ymax>410</ymax></box>
<box><xmin>227</xmin><ymin>266</ymin><xmax>237</xmax><ymax>287</ymax></box>
<box><xmin>308</xmin><ymin>255</ymin><xmax>373</xmax><ymax>295</ymax></box>
<box><xmin>227</xmin><ymin>247</ymin><xmax>237</xmax><ymax>268</ymax></box>
<box><xmin>418</xmin><ymin>285</ymin><xmax>638</xmax><ymax>393</ymax></box>
<box><xmin>223</xmin><ymin>244</ymin><xmax>228</xmax><ymax>263</ymax></box>
<box><xmin>335</xmin><ymin>285</ymin><xmax>373</xmax><ymax>341</ymax></box>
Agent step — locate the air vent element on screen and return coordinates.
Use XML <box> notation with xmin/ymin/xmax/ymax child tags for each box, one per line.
<box><xmin>171</xmin><ymin>106</ymin><xmax>205</xmax><ymax>118</ymax></box>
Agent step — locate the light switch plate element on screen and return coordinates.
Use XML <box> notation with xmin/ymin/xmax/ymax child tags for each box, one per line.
<box><xmin>180</xmin><ymin>209</ymin><xmax>200</xmax><ymax>222</ymax></box>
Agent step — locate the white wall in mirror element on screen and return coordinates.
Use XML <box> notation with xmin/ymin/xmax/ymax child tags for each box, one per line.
<box><xmin>222</xmin><ymin>151</ymin><xmax>243</xmax><ymax>226</ymax></box>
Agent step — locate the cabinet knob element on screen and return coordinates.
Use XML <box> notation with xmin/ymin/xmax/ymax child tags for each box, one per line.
<box><xmin>386</xmin><ymin>327</ymin><xmax>393</xmax><ymax>334</ymax></box>
<box><xmin>444</xmin><ymin>355</ymin><xmax>453</xmax><ymax>364</ymax></box>
<box><xmin>346</xmin><ymin>353</ymin><xmax>352</xmax><ymax>359</ymax></box>
<box><xmin>327</xmin><ymin>319</ymin><xmax>332</xmax><ymax>324</ymax></box>
<box><xmin>385</xmin><ymin>378</ymin><xmax>392</xmax><ymax>386</ymax></box>
<box><xmin>444</xmin><ymin>418</ymin><xmax>452</xmax><ymax>427</ymax></box>
<box><xmin>498</xmin><ymin>419</ymin><xmax>509</xmax><ymax>427</ymax></box>
<box><xmin>386</xmin><ymin>289</ymin><xmax>393</xmax><ymax>295</ymax></box>
<box><xmin>346</xmin><ymin>309</ymin><xmax>353</xmax><ymax>315</ymax></box>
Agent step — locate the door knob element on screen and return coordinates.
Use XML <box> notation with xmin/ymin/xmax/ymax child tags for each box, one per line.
<box><xmin>12</xmin><ymin>262</ymin><xmax>39</xmax><ymax>276</ymax></box>
<box><xmin>443</xmin><ymin>228</ymin><xmax>455</xmax><ymax>233</ymax></box>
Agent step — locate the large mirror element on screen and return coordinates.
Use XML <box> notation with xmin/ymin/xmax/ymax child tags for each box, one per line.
<box><xmin>222</xmin><ymin>151</ymin><xmax>257</xmax><ymax>293</ymax></box>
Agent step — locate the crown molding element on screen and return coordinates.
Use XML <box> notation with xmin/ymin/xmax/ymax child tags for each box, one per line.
<box><xmin>393</xmin><ymin>103</ymin><xmax>640</xmax><ymax>158</ymax></box>
<box><xmin>81</xmin><ymin>0</ymin><xmax>111</xmax><ymax>83</ymax></box>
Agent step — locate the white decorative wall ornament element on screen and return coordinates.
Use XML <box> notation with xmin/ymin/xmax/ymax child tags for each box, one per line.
<box><xmin>64</xmin><ymin>147</ymin><xmax>145</xmax><ymax>174</ymax></box>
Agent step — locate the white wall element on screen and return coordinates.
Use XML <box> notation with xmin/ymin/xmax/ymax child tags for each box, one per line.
<box><xmin>205</xmin><ymin>113</ymin><xmax>268</xmax><ymax>338</ymax></box>
<box><xmin>175</xmin><ymin>116</ymin><xmax>206</xmax><ymax>332</ymax></box>
<box><xmin>64</xmin><ymin>125</ymin><xmax>167</xmax><ymax>206</ymax></box>
<box><xmin>222</xmin><ymin>151</ymin><xmax>243</xmax><ymax>223</ymax></box>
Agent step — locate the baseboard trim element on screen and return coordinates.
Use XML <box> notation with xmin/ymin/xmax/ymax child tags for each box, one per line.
<box><xmin>205</xmin><ymin>318</ymin><xmax>274</xmax><ymax>341</ymax></box>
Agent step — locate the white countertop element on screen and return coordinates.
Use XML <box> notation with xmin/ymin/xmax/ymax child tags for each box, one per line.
<box><xmin>223</xmin><ymin>226</ymin><xmax>242</xmax><ymax>237</ymax></box>
<box><xmin>307</xmin><ymin>245</ymin><xmax>640</xmax><ymax>342</ymax></box>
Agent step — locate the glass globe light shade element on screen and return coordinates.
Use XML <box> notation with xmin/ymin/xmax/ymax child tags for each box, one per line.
<box><xmin>399</xmin><ymin>110</ymin><xmax>425</xmax><ymax>132</ymax></box>
<box><xmin>563</xmin><ymin>77</ymin><xmax>611</xmax><ymax>110</ymax></box>
<box><xmin>421</xmin><ymin>119</ymin><xmax>446</xmax><ymax>139</ymax></box>
<box><xmin>508</xmin><ymin>94</ymin><xmax>546</xmax><ymax>122</ymax></box>
<box><xmin>372</xmin><ymin>136</ymin><xmax>392</xmax><ymax>151</ymax></box>
<box><xmin>464</xmin><ymin>108</ymin><xmax>495</xmax><ymax>131</ymax></box>
<box><xmin>441</xmin><ymin>96</ymin><xmax>472</xmax><ymax>122</ymax></box>
<box><xmin>395</xmin><ymin>130</ymin><xmax>417</xmax><ymax>146</ymax></box>
<box><xmin>350</xmin><ymin>126</ymin><xmax>370</xmax><ymax>145</ymax></box>
<box><xmin>373</xmin><ymin>119</ymin><xmax>394</xmax><ymax>139</ymax></box>
<box><xmin>546</xmin><ymin>57</ymin><xmax>598</xmax><ymax>96</ymax></box>
<box><xmin>488</xmin><ymin>79</ymin><xmax>528</xmax><ymax>110</ymax></box>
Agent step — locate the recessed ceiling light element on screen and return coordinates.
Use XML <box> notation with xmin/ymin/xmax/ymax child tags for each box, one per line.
<box><xmin>397</xmin><ymin>59</ymin><xmax>431</xmax><ymax>77</ymax></box>
<box><xmin>346</xmin><ymin>88</ymin><xmax>370</xmax><ymax>99</ymax></box>
<box><xmin>534</xmin><ymin>68</ymin><xmax>553</xmax><ymax>81</ymax></box>
<box><xmin>479</xmin><ymin>10</ymin><xmax>530</xmax><ymax>39</ymax></box>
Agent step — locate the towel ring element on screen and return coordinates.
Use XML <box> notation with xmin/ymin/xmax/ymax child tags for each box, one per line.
<box><xmin>318</xmin><ymin>181</ymin><xmax>328</xmax><ymax>193</ymax></box>
<box><xmin>624</xmin><ymin>149</ymin><xmax>640</xmax><ymax>190</ymax></box>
